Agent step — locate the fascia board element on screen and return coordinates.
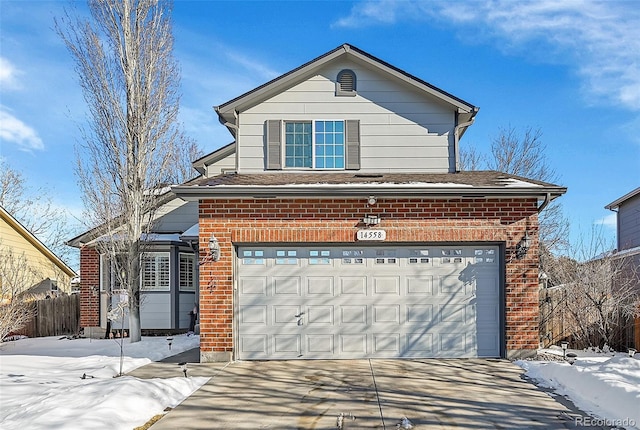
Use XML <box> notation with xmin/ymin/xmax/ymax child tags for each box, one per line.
<box><xmin>171</xmin><ymin>184</ymin><xmax>566</xmax><ymax>201</ymax></box>
<box><xmin>605</xmin><ymin>186</ymin><xmax>640</xmax><ymax>210</ymax></box>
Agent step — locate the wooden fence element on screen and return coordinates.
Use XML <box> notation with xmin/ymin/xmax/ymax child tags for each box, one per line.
<box><xmin>20</xmin><ymin>294</ymin><xmax>80</xmax><ymax>338</ymax></box>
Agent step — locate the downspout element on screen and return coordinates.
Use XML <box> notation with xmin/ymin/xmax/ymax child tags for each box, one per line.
<box><xmin>453</xmin><ymin>108</ymin><xmax>479</xmax><ymax>172</ymax></box>
<box><xmin>538</xmin><ymin>192</ymin><xmax>552</xmax><ymax>212</ymax></box>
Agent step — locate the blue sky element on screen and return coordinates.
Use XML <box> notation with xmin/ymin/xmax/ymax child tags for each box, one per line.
<box><xmin>1</xmin><ymin>0</ymin><xmax>639</xmax><ymax>251</ymax></box>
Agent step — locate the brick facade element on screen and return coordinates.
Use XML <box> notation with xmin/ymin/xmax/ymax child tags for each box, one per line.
<box><xmin>79</xmin><ymin>246</ymin><xmax>100</xmax><ymax>328</ymax></box>
<box><xmin>198</xmin><ymin>197</ymin><xmax>540</xmax><ymax>360</ymax></box>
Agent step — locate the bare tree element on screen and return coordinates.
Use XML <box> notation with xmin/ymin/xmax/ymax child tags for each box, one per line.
<box><xmin>0</xmin><ymin>244</ymin><xmax>39</xmax><ymax>341</ymax></box>
<box><xmin>0</xmin><ymin>160</ymin><xmax>75</xmax><ymax>261</ymax></box>
<box><xmin>541</xmin><ymin>231</ymin><xmax>640</xmax><ymax>350</ymax></box>
<box><xmin>461</xmin><ymin>125</ymin><xmax>569</xmax><ymax>252</ymax></box>
<box><xmin>57</xmin><ymin>0</ymin><xmax>195</xmax><ymax>342</ymax></box>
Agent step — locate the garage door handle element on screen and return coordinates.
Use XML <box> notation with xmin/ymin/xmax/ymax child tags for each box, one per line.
<box><xmin>295</xmin><ymin>312</ymin><xmax>305</xmax><ymax>317</ymax></box>
<box><xmin>297</xmin><ymin>318</ymin><xmax>303</xmax><ymax>326</ymax></box>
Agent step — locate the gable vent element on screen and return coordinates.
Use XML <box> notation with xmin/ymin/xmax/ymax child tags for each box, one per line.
<box><xmin>336</xmin><ymin>69</ymin><xmax>356</xmax><ymax>96</ymax></box>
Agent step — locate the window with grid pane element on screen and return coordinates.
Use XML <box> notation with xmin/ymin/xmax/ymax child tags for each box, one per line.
<box><xmin>141</xmin><ymin>252</ymin><xmax>170</xmax><ymax>291</ymax></box>
<box><xmin>285</xmin><ymin>122</ymin><xmax>312</xmax><ymax>167</ymax></box>
<box><xmin>315</xmin><ymin>121</ymin><xmax>344</xmax><ymax>168</ymax></box>
<box><xmin>179</xmin><ymin>253</ymin><xmax>195</xmax><ymax>291</ymax></box>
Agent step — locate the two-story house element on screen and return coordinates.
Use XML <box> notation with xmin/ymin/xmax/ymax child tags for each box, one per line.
<box><xmin>169</xmin><ymin>44</ymin><xmax>566</xmax><ymax>362</ymax></box>
<box><xmin>606</xmin><ymin>187</ymin><xmax>640</xmax><ymax>349</ymax></box>
<box><xmin>75</xmin><ymin>44</ymin><xmax>566</xmax><ymax>360</ymax></box>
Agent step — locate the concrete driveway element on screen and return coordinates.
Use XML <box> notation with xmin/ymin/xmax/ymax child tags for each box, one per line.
<box><xmin>130</xmin><ymin>356</ymin><xmax>608</xmax><ymax>429</ymax></box>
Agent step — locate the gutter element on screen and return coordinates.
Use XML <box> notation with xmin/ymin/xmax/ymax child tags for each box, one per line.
<box><xmin>537</xmin><ymin>192</ymin><xmax>552</xmax><ymax>212</ymax></box>
<box><xmin>171</xmin><ymin>184</ymin><xmax>566</xmax><ymax>201</ymax></box>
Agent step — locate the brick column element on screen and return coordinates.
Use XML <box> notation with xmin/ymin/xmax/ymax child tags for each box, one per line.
<box><xmin>79</xmin><ymin>246</ymin><xmax>100</xmax><ymax>328</ymax></box>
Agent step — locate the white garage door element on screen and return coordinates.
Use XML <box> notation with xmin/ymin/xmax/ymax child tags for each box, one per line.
<box><xmin>237</xmin><ymin>245</ymin><xmax>500</xmax><ymax>360</ymax></box>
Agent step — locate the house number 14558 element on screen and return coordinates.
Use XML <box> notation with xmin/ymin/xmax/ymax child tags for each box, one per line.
<box><xmin>356</xmin><ymin>230</ymin><xmax>386</xmax><ymax>241</ymax></box>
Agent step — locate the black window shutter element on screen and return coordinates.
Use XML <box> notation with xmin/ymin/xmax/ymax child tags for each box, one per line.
<box><xmin>345</xmin><ymin>120</ymin><xmax>360</xmax><ymax>170</ymax></box>
<box><xmin>265</xmin><ymin>120</ymin><xmax>282</xmax><ymax>170</ymax></box>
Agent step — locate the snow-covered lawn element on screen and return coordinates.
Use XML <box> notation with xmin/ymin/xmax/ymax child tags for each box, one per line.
<box><xmin>517</xmin><ymin>347</ymin><xmax>640</xmax><ymax>430</ymax></box>
<box><xmin>0</xmin><ymin>334</ymin><xmax>208</xmax><ymax>430</ymax></box>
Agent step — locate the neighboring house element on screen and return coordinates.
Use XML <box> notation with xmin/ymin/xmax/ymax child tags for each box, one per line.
<box><xmin>0</xmin><ymin>206</ymin><xmax>76</xmax><ymax>300</ymax></box>
<box><xmin>606</xmin><ymin>187</ymin><xmax>640</xmax><ymax>349</ymax></box>
<box><xmin>77</xmin><ymin>43</ymin><xmax>567</xmax><ymax>360</ymax></box>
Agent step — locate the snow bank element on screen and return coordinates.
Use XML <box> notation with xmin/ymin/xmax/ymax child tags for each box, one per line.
<box><xmin>0</xmin><ymin>335</ymin><xmax>208</xmax><ymax>430</ymax></box>
<box><xmin>517</xmin><ymin>352</ymin><xmax>640</xmax><ymax>430</ymax></box>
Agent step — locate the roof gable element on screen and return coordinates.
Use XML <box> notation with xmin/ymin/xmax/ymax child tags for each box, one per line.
<box><xmin>0</xmin><ymin>206</ymin><xmax>76</xmax><ymax>277</ymax></box>
<box><xmin>215</xmin><ymin>43</ymin><xmax>478</xmax><ymax>137</ymax></box>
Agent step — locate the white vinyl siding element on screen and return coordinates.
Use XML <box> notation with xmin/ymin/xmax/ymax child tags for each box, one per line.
<box><xmin>237</xmin><ymin>59</ymin><xmax>455</xmax><ymax>173</ymax></box>
<box><xmin>141</xmin><ymin>252</ymin><xmax>170</xmax><ymax>291</ymax></box>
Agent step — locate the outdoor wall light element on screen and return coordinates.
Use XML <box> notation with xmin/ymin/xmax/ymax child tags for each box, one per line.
<box><xmin>367</xmin><ymin>195</ymin><xmax>377</xmax><ymax>206</ymax></box>
<box><xmin>209</xmin><ymin>234</ymin><xmax>221</xmax><ymax>262</ymax></box>
<box><xmin>362</xmin><ymin>214</ymin><xmax>380</xmax><ymax>226</ymax></box>
<box><xmin>516</xmin><ymin>232</ymin><xmax>531</xmax><ymax>259</ymax></box>
<box><xmin>629</xmin><ymin>348</ymin><xmax>637</xmax><ymax>358</ymax></box>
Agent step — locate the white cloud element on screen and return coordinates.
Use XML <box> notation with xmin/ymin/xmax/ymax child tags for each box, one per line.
<box><xmin>594</xmin><ymin>213</ymin><xmax>617</xmax><ymax>229</ymax></box>
<box><xmin>0</xmin><ymin>57</ymin><xmax>21</xmax><ymax>90</ymax></box>
<box><xmin>333</xmin><ymin>0</ymin><xmax>640</xmax><ymax>111</ymax></box>
<box><xmin>0</xmin><ymin>107</ymin><xmax>44</xmax><ymax>152</ymax></box>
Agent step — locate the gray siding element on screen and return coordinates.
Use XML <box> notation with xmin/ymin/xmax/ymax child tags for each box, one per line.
<box><xmin>618</xmin><ymin>193</ymin><xmax>640</xmax><ymax>250</ymax></box>
<box><xmin>154</xmin><ymin>200</ymin><xmax>198</xmax><ymax>233</ymax></box>
<box><xmin>140</xmin><ymin>294</ymin><xmax>172</xmax><ymax>329</ymax></box>
<box><xmin>236</xmin><ymin>59</ymin><xmax>456</xmax><ymax>173</ymax></box>
<box><xmin>206</xmin><ymin>152</ymin><xmax>236</xmax><ymax>176</ymax></box>
<box><xmin>178</xmin><ymin>292</ymin><xmax>197</xmax><ymax>329</ymax></box>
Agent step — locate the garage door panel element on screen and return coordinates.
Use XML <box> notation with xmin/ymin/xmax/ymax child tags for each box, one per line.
<box><xmin>240</xmin><ymin>277</ymin><xmax>267</xmax><ymax>295</ymax></box>
<box><xmin>273</xmin><ymin>335</ymin><xmax>301</xmax><ymax>355</ymax></box>
<box><xmin>340</xmin><ymin>334</ymin><xmax>367</xmax><ymax>354</ymax></box>
<box><xmin>240</xmin><ymin>305</ymin><xmax>267</xmax><ymax>325</ymax></box>
<box><xmin>373</xmin><ymin>305</ymin><xmax>400</xmax><ymax>324</ymax></box>
<box><xmin>340</xmin><ymin>277</ymin><xmax>367</xmax><ymax>295</ymax></box>
<box><xmin>340</xmin><ymin>305</ymin><xmax>367</xmax><ymax>324</ymax></box>
<box><xmin>406</xmin><ymin>276</ymin><xmax>433</xmax><ymax>295</ymax></box>
<box><xmin>405</xmin><ymin>332</ymin><xmax>434</xmax><ymax>354</ymax></box>
<box><xmin>273</xmin><ymin>277</ymin><xmax>301</xmax><ymax>296</ymax></box>
<box><xmin>273</xmin><ymin>306</ymin><xmax>300</xmax><ymax>325</ymax></box>
<box><xmin>307</xmin><ymin>277</ymin><xmax>334</xmax><ymax>295</ymax></box>
<box><xmin>374</xmin><ymin>333</ymin><xmax>401</xmax><ymax>354</ymax></box>
<box><xmin>406</xmin><ymin>304</ymin><xmax>434</xmax><ymax>323</ymax></box>
<box><xmin>307</xmin><ymin>305</ymin><xmax>334</xmax><ymax>325</ymax></box>
<box><xmin>307</xmin><ymin>334</ymin><xmax>334</xmax><ymax>354</ymax></box>
<box><xmin>373</xmin><ymin>277</ymin><xmax>400</xmax><ymax>295</ymax></box>
<box><xmin>237</xmin><ymin>245</ymin><xmax>501</xmax><ymax>359</ymax></box>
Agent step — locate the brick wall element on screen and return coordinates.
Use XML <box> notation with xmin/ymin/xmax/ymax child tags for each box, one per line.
<box><xmin>79</xmin><ymin>246</ymin><xmax>100</xmax><ymax>327</ymax></box>
<box><xmin>198</xmin><ymin>197</ymin><xmax>540</xmax><ymax>359</ymax></box>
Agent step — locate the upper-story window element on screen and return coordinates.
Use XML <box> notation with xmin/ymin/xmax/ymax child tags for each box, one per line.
<box><xmin>285</xmin><ymin>120</ymin><xmax>345</xmax><ymax>169</ymax></box>
<box><xmin>266</xmin><ymin>119</ymin><xmax>360</xmax><ymax>170</ymax></box>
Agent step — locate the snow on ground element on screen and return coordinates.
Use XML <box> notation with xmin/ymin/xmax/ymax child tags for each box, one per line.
<box><xmin>0</xmin><ymin>334</ymin><xmax>208</xmax><ymax>430</ymax></box>
<box><xmin>517</xmin><ymin>346</ymin><xmax>640</xmax><ymax>430</ymax></box>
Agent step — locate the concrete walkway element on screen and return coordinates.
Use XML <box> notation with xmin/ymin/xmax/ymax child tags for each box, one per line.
<box><xmin>128</xmin><ymin>351</ymin><xmax>611</xmax><ymax>429</ymax></box>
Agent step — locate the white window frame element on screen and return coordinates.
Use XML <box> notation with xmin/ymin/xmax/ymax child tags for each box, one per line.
<box><xmin>283</xmin><ymin>120</ymin><xmax>345</xmax><ymax>170</ymax></box>
<box><xmin>141</xmin><ymin>252</ymin><xmax>170</xmax><ymax>292</ymax></box>
<box><xmin>179</xmin><ymin>252</ymin><xmax>196</xmax><ymax>292</ymax></box>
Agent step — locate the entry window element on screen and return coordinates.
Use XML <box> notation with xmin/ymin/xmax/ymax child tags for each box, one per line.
<box><xmin>442</xmin><ymin>249</ymin><xmax>462</xmax><ymax>256</ymax></box>
<box><xmin>376</xmin><ymin>249</ymin><xmax>397</xmax><ymax>264</ymax></box>
<box><xmin>179</xmin><ymin>253</ymin><xmax>196</xmax><ymax>291</ymax></box>
<box><xmin>242</xmin><ymin>250</ymin><xmax>265</xmax><ymax>265</ymax></box>
<box><xmin>309</xmin><ymin>250</ymin><xmax>331</xmax><ymax>265</ymax></box>
<box><xmin>276</xmin><ymin>250</ymin><xmax>298</xmax><ymax>265</ymax></box>
<box><xmin>141</xmin><ymin>252</ymin><xmax>170</xmax><ymax>291</ymax></box>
